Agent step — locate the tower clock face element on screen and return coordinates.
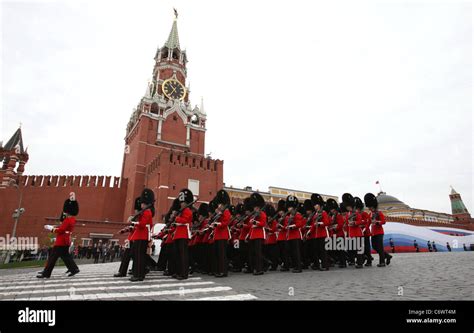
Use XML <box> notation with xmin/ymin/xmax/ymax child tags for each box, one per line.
<box><xmin>162</xmin><ymin>79</ymin><xmax>186</xmax><ymax>100</ymax></box>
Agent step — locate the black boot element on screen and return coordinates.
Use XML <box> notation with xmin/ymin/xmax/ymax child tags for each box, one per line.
<box><xmin>68</xmin><ymin>269</ymin><xmax>80</xmax><ymax>277</ymax></box>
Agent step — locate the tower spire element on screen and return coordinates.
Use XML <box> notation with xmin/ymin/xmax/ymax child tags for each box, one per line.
<box><xmin>164</xmin><ymin>9</ymin><xmax>180</xmax><ymax>50</ymax></box>
<box><xmin>449</xmin><ymin>186</ymin><xmax>471</xmax><ymax>223</ymax></box>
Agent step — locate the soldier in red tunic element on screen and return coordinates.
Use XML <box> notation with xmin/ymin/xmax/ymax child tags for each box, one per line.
<box><xmin>275</xmin><ymin>199</ymin><xmax>290</xmax><ymax>271</ymax></box>
<box><xmin>364</xmin><ymin>193</ymin><xmax>393</xmax><ymax>267</ymax></box>
<box><xmin>114</xmin><ymin>196</ymin><xmax>141</xmax><ymax>277</ymax></box>
<box><xmin>248</xmin><ymin>192</ymin><xmax>267</xmax><ymax>275</ymax></box>
<box><xmin>172</xmin><ymin>188</ymin><xmax>194</xmax><ymax>280</ymax></box>
<box><xmin>209</xmin><ymin>189</ymin><xmax>231</xmax><ymax>277</ymax></box>
<box><xmin>357</xmin><ymin>196</ymin><xmax>374</xmax><ymax>266</ymax></box>
<box><xmin>309</xmin><ymin>194</ymin><xmax>330</xmax><ymax>271</ymax></box>
<box><xmin>285</xmin><ymin>195</ymin><xmax>305</xmax><ymax>273</ymax></box>
<box><xmin>263</xmin><ymin>204</ymin><xmax>279</xmax><ymax>271</ymax></box>
<box><xmin>343</xmin><ymin>193</ymin><xmax>365</xmax><ymax>268</ymax></box>
<box><xmin>130</xmin><ymin>188</ymin><xmax>155</xmax><ymax>281</ymax></box>
<box><xmin>38</xmin><ymin>192</ymin><xmax>80</xmax><ymax>278</ymax></box>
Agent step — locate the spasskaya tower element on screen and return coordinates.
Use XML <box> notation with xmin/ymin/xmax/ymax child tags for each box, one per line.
<box><xmin>121</xmin><ymin>10</ymin><xmax>223</xmax><ymax>222</ymax></box>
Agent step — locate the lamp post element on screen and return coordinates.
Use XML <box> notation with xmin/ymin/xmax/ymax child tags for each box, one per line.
<box><xmin>4</xmin><ymin>179</ymin><xmax>25</xmax><ymax>264</ymax></box>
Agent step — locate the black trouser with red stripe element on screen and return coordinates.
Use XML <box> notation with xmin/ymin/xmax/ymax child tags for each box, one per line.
<box><xmin>132</xmin><ymin>240</ymin><xmax>148</xmax><ymax>280</ymax></box>
<box><xmin>288</xmin><ymin>239</ymin><xmax>302</xmax><ymax>270</ymax></box>
<box><xmin>277</xmin><ymin>240</ymin><xmax>290</xmax><ymax>268</ymax></box>
<box><xmin>264</xmin><ymin>243</ymin><xmax>279</xmax><ymax>269</ymax></box>
<box><xmin>174</xmin><ymin>238</ymin><xmax>189</xmax><ymax>278</ymax></box>
<box><xmin>249</xmin><ymin>238</ymin><xmax>263</xmax><ymax>273</ymax></box>
<box><xmin>43</xmin><ymin>246</ymin><xmax>79</xmax><ymax>277</ymax></box>
<box><xmin>371</xmin><ymin>234</ymin><xmax>386</xmax><ymax>264</ymax></box>
<box><xmin>363</xmin><ymin>236</ymin><xmax>373</xmax><ymax>264</ymax></box>
<box><xmin>118</xmin><ymin>243</ymin><xmax>133</xmax><ymax>276</ymax></box>
<box><xmin>214</xmin><ymin>240</ymin><xmax>228</xmax><ymax>276</ymax></box>
<box><xmin>313</xmin><ymin>237</ymin><xmax>329</xmax><ymax>269</ymax></box>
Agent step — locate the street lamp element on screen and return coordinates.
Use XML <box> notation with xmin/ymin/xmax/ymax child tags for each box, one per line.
<box><xmin>4</xmin><ymin>179</ymin><xmax>25</xmax><ymax>264</ymax></box>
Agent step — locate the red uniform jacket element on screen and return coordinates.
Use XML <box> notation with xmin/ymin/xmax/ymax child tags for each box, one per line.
<box><xmin>164</xmin><ymin>225</ymin><xmax>175</xmax><ymax>244</ymax></box>
<box><xmin>345</xmin><ymin>212</ymin><xmax>364</xmax><ymax>238</ymax></box>
<box><xmin>239</xmin><ymin>217</ymin><xmax>251</xmax><ymax>241</ymax></box>
<box><xmin>265</xmin><ymin>219</ymin><xmax>278</xmax><ymax>245</ymax></box>
<box><xmin>276</xmin><ymin>216</ymin><xmax>288</xmax><ymax>242</ymax></box>
<box><xmin>361</xmin><ymin>211</ymin><xmax>371</xmax><ymax>237</ymax></box>
<box><xmin>173</xmin><ymin>207</ymin><xmax>193</xmax><ymax>240</ymax></box>
<box><xmin>54</xmin><ymin>217</ymin><xmax>76</xmax><ymax>246</ymax></box>
<box><xmin>286</xmin><ymin>212</ymin><xmax>305</xmax><ymax>240</ymax></box>
<box><xmin>249</xmin><ymin>211</ymin><xmax>267</xmax><ymax>240</ymax></box>
<box><xmin>200</xmin><ymin>219</ymin><xmax>211</xmax><ymax>244</ymax></box>
<box><xmin>335</xmin><ymin>213</ymin><xmax>345</xmax><ymax>237</ymax></box>
<box><xmin>213</xmin><ymin>209</ymin><xmax>231</xmax><ymax>241</ymax></box>
<box><xmin>370</xmin><ymin>210</ymin><xmax>386</xmax><ymax>236</ymax></box>
<box><xmin>130</xmin><ymin>209</ymin><xmax>153</xmax><ymax>241</ymax></box>
<box><xmin>308</xmin><ymin>210</ymin><xmax>330</xmax><ymax>239</ymax></box>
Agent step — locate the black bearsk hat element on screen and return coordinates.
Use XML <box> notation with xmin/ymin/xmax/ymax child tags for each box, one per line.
<box><xmin>263</xmin><ymin>204</ymin><xmax>276</xmax><ymax>217</ymax></box>
<box><xmin>178</xmin><ymin>188</ymin><xmax>194</xmax><ymax>204</ymax></box>
<box><xmin>342</xmin><ymin>193</ymin><xmax>354</xmax><ymax>208</ymax></box>
<box><xmin>354</xmin><ymin>196</ymin><xmax>364</xmax><ymax>210</ymax></box>
<box><xmin>286</xmin><ymin>195</ymin><xmax>299</xmax><ymax>208</ymax></box>
<box><xmin>63</xmin><ymin>192</ymin><xmax>79</xmax><ymax>216</ymax></box>
<box><xmin>235</xmin><ymin>203</ymin><xmax>244</xmax><ymax>215</ymax></box>
<box><xmin>339</xmin><ymin>202</ymin><xmax>347</xmax><ymax>213</ymax></box>
<box><xmin>228</xmin><ymin>205</ymin><xmax>236</xmax><ymax>215</ymax></box>
<box><xmin>364</xmin><ymin>193</ymin><xmax>378</xmax><ymax>209</ymax></box>
<box><xmin>243</xmin><ymin>197</ymin><xmax>253</xmax><ymax>212</ymax></box>
<box><xmin>303</xmin><ymin>199</ymin><xmax>314</xmax><ymax>212</ymax></box>
<box><xmin>277</xmin><ymin>199</ymin><xmax>286</xmax><ymax>212</ymax></box>
<box><xmin>198</xmin><ymin>203</ymin><xmax>209</xmax><ymax>217</ymax></box>
<box><xmin>134</xmin><ymin>197</ymin><xmax>142</xmax><ymax>211</ymax></box>
<box><xmin>297</xmin><ymin>202</ymin><xmax>305</xmax><ymax>214</ymax></box>
<box><xmin>140</xmin><ymin>188</ymin><xmax>155</xmax><ymax>205</ymax></box>
<box><xmin>214</xmin><ymin>189</ymin><xmax>230</xmax><ymax>206</ymax></box>
<box><xmin>326</xmin><ymin>198</ymin><xmax>339</xmax><ymax>211</ymax></box>
<box><xmin>250</xmin><ymin>192</ymin><xmax>265</xmax><ymax>209</ymax></box>
<box><xmin>310</xmin><ymin>193</ymin><xmax>324</xmax><ymax>206</ymax></box>
<box><xmin>208</xmin><ymin>199</ymin><xmax>217</xmax><ymax>213</ymax></box>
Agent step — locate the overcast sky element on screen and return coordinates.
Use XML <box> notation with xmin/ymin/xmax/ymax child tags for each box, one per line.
<box><xmin>1</xmin><ymin>0</ymin><xmax>472</xmax><ymax>214</ymax></box>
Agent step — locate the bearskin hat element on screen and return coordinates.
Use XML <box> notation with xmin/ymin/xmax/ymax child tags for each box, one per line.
<box><xmin>208</xmin><ymin>200</ymin><xmax>217</xmax><ymax>213</ymax></box>
<box><xmin>303</xmin><ymin>199</ymin><xmax>314</xmax><ymax>212</ymax></box>
<box><xmin>250</xmin><ymin>192</ymin><xmax>265</xmax><ymax>209</ymax></box>
<box><xmin>243</xmin><ymin>197</ymin><xmax>253</xmax><ymax>212</ymax></box>
<box><xmin>364</xmin><ymin>193</ymin><xmax>378</xmax><ymax>209</ymax></box>
<box><xmin>310</xmin><ymin>193</ymin><xmax>324</xmax><ymax>207</ymax></box>
<box><xmin>354</xmin><ymin>196</ymin><xmax>364</xmax><ymax>210</ymax></box>
<box><xmin>178</xmin><ymin>188</ymin><xmax>194</xmax><ymax>204</ymax></box>
<box><xmin>286</xmin><ymin>195</ymin><xmax>299</xmax><ymax>208</ymax></box>
<box><xmin>263</xmin><ymin>204</ymin><xmax>276</xmax><ymax>217</ymax></box>
<box><xmin>197</xmin><ymin>203</ymin><xmax>209</xmax><ymax>217</ymax></box>
<box><xmin>228</xmin><ymin>205</ymin><xmax>236</xmax><ymax>215</ymax></box>
<box><xmin>342</xmin><ymin>193</ymin><xmax>355</xmax><ymax>209</ymax></box>
<box><xmin>214</xmin><ymin>189</ymin><xmax>230</xmax><ymax>206</ymax></box>
<box><xmin>326</xmin><ymin>198</ymin><xmax>339</xmax><ymax>212</ymax></box>
<box><xmin>140</xmin><ymin>188</ymin><xmax>155</xmax><ymax>205</ymax></box>
<box><xmin>235</xmin><ymin>203</ymin><xmax>244</xmax><ymax>215</ymax></box>
<box><xmin>339</xmin><ymin>202</ymin><xmax>347</xmax><ymax>213</ymax></box>
<box><xmin>134</xmin><ymin>197</ymin><xmax>141</xmax><ymax>211</ymax></box>
<box><xmin>277</xmin><ymin>199</ymin><xmax>287</xmax><ymax>212</ymax></box>
<box><xmin>63</xmin><ymin>192</ymin><xmax>79</xmax><ymax>216</ymax></box>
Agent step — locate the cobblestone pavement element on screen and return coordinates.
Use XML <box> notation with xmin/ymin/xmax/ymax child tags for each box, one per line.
<box><xmin>208</xmin><ymin>252</ymin><xmax>473</xmax><ymax>300</ymax></box>
<box><xmin>0</xmin><ymin>262</ymin><xmax>256</xmax><ymax>301</ymax></box>
<box><xmin>0</xmin><ymin>252</ymin><xmax>471</xmax><ymax>300</ymax></box>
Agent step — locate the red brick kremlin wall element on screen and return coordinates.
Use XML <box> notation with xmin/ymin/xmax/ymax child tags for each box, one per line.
<box><xmin>0</xmin><ymin>175</ymin><xmax>129</xmax><ymax>247</ymax></box>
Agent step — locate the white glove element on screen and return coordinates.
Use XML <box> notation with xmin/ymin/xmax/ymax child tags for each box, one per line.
<box><xmin>44</xmin><ymin>225</ymin><xmax>54</xmax><ymax>231</ymax></box>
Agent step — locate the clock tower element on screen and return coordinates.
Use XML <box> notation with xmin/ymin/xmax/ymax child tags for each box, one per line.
<box><xmin>121</xmin><ymin>11</ymin><xmax>223</xmax><ymax>221</ymax></box>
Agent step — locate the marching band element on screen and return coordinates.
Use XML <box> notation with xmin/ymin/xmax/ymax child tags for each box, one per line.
<box><xmin>38</xmin><ymin>188</ymin><xmax>392</xmax><ymax>280</ymax></box>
